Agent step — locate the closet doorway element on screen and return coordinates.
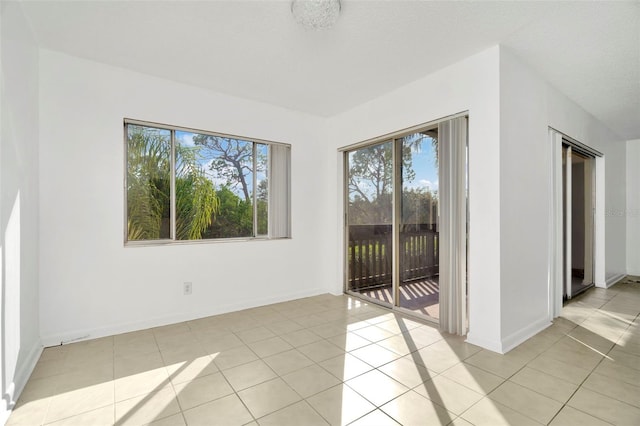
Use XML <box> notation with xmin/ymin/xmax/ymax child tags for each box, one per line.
<box><xmin>562</xmin><ymin>142</ymin><xmax>596</xmax><ymax>299</ymax></box>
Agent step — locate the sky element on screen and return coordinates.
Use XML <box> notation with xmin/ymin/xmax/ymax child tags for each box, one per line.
<box><xmin>405</xmin><ymin>136</ymin><xmax>438</xmax><ymax>193</ymax></box>
<box><xmin>175</xmin><ymin>130</ymin><xmax>267</xmax><ymax>198</ymax></box>
<box><xmin>176</xmin><ymin>130</ymin><xmax>230</xmax><ymax>189</ymax></box>
<box><xmin>175</xmin><ymin>128</ymin><xmax>438</xmax><ymax>202</ymax></box>
<box><xmin>348</xmin><ymin>134</ymin><xmax>439</xmax><ymax>202</ymax></box>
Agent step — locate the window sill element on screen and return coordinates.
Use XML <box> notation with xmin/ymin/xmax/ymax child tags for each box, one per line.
<box><xmin>124</xmin><ymin>236</ymin><xmax>291</xmax><ymax>248</ymax></box>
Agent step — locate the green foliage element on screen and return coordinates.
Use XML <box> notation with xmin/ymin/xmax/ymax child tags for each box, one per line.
<box><xmin>126</xmin><ymin>127</ymin><xmax>171</xmax><ymax>240</ymax></box>
<box><xmin>402</xmin><ymin>188</ymin><xmax>439</xmax><ymax>225</ymax></box>
<box><xmin>175</xmin><ymin>143</ymin><xmax>219</xmax><ymax>240</ymax></box>
<box><xmin>203</xmin><ymin>186</ymin><xmax>253</xmax><ymax>238</ymax></box>
<box><xmin>256</xmin><ymin>178</ymin><xmax>268</xmax><ymax>235</ymax></box>
<box><xmin>347</xmin><ymin>142</ymin><xmax>394</xmax><ymax>225</ymax></box>
<box><xmin>192</xmin><ymin>135</ymin><xmax>261</xmax><ymax>203</ymax></box>
<box><xmin>191</xmin><ymin>134</ymin><xmax>269</xmax><ymax>237</ymax></box>
<box><xmin>127</xmin><ymin>126</ymin><xmax>219</xmax><ymax>241</ymax></box>
<box><xmin>127</xmin><ymin>126</ymin><xmax>273</xmax><ymax>241</ymax></box>
<box><xmin>348</xmin><ymin>134</ymin><xmax>438</xmax><ymax>225</ymax></box>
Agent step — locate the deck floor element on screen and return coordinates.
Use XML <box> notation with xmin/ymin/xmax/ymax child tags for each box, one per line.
<box><xmin>357</xmin><ymin>277</ymin><xmax>440</xmax><ymax>319</ymax></box>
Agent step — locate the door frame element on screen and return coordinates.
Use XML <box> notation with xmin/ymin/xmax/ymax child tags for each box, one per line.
<box><xmin>549</xmin><ymin>128</ymin><xmax>605</xmax><ymax>320</ymax></box>
<box><xmin>342</xmin><ymin>132</ymin><xmax>442</xmax><ymax>325</ymax></box>
<box><xmin>341</xmin><ymin>113</ymin><xmax>468</xmax><ymax>326</ymax></box>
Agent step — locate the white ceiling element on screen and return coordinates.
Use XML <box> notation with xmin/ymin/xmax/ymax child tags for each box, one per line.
<box><xmin>21</xmin><ymin>0</ymin><xmax>640</xmax><ymax>139</ymax></box>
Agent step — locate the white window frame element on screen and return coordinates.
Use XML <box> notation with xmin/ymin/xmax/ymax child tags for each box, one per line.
<box><xmin>123</xmin><ymin>118</ymin><xmax>291</xmax><ymax>246</ymax></box>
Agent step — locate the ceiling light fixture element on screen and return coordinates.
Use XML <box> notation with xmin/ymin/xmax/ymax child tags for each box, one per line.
<box><xmin>291</xmin><ymin>0</ymin><xmax>341</xmax><ymax>31</ymax></box>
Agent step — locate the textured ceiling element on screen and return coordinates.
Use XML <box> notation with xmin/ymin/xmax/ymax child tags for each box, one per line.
<box><xmin>20</xmin><ymin>0</ymin><xmax>640</xmax><ymax>139</ymax></box>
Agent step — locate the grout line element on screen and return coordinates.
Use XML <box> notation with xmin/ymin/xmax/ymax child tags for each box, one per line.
<box><xmin>545</xmin><ymin>289</ymin><xmax>639</xmax><ymax>426</ymax></box>
<box><xmin>12</xmin><ymin>292</ymin><xmax>640</xmax><ymax>426</ymax></box>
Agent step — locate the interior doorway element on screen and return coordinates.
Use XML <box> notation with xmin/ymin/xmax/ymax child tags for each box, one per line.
<box><xmin>562</xmin><ymin>142</ymin><xmax>596</xmax><ymax>299</ymax></box>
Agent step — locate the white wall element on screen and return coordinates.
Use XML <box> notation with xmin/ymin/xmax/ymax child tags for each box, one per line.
<box><xmin>628</xmin><ymin>139</ymin><xmax>640</xmax><ymax>276</ymax></box>
<box><xmin>326</xmin><ymin>47</ymin><xmax>504</xmax><ymax>352</ymax></box>
<box><xmin>543</xmin><ymin>60</ymin><xmax>628</xmax><ymax>284</ymax></box>
<box><xmin>499</xmin><ymin>48</ymin><xmax>626</xmax><ymax>348</ymax></box>
<box><xmin>0</xmin><ymin>2</ymin><xmax>42</xmax><ymax>422</ymax></box>
<box><xmin>20</xmin><ymin>39</ymin><xmax>633</xmax><ymax>361</ymax></box>
<box><xmin>38</xmin><ymin>50</ymin><xmax>329</xmax><ymax>345</ymax></box>
<box><xmin>326</xmin><ymin>45</ymin><xmax>628</xmax><ymax>354</ymax></box>
<box><xmin>498</xmin><ymin>49</ymin><xmax>551</xmax><ymax>348</ymax></box>
<box><xmin>599</xmin><ymin>138</ymin><xmax>627</xmax><ymax>283</ymax></box>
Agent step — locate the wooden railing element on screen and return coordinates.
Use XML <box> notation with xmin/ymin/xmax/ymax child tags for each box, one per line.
<box><xmin>348</xmin><ymin>224</ymin><xmax>439</xmax><ymax>290</ymax></box>
<box><xmin>400</xmin><ymin>224</ymin><xmax>439</xmax><ymax>282</ymax></box>
<box><xmin>348</xmin><ymin>225</ymin><xmax>393</xmax><ymax>290</ymax></box>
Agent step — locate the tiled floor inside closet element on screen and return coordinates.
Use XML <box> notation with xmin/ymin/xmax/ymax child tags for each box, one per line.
<box><xmin>8</xmin><ymin>277</ymin><xmax>640</xmax><ymax>425</ymax></box>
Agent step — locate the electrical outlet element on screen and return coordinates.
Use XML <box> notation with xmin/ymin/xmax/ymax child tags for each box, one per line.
<box><xmin>183</xmin><ymin>282</ymin><xmax>192</xmax><ymax>295</ymax></box>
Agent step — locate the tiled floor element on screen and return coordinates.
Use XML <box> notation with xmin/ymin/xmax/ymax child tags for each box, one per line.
<box><xmin>8</xmin><ymin>277</ymin><xmax>640</xmax><ymax>425</ymax></box>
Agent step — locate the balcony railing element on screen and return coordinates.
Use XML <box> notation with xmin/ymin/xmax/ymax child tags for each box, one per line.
<box><xmin>348</xmin><ymin>224</ymin><xmax>439</xmax><ymax>291</ymax></box>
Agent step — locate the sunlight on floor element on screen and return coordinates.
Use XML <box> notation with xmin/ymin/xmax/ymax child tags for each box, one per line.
<box><xmin>7</xmin><ymin>278</ymin><xmax>640</xmax><ymax>425</ymax></box>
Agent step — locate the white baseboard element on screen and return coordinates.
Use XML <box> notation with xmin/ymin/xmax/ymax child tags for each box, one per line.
<box><xmin>465</xmin><ymin>332</ymin><xmax>504</xmax><ymax>354</ymax></box>
<box><xmin>41</xmin><ymin>287</ymin><xmax>326</xmax><ymax>347</ymax></box>
<box><xmin>605</xmin><ymin>273</ymin><xmax>626</xmax><ymax>288</ymax></box>
<box><xmin>13</xmin><ymin>340</ymin><xmax>43</xmax><ymax>398</ymax></box>
<box><xmin>500</xmin><ymin>316</ymin><xmax>552</xmax><ymax>353</ymax></box>
<box><xmin>467</xmin><ymin>316</ymin><xmax>551</xmax><ymax>354</ymax></box>
<box><xmin>2</xmin><ymin>339</ymin><xmax>43</xmax><ymax>425</ymax></box>
<box><xmin>0</xmin><ymin>405</ymin><xmax>8</xmax><ymax>426</ymax></box>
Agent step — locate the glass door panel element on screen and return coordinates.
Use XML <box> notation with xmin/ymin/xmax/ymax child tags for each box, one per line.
<box><xmin>344</xmin><ymin>116</ymin><xmax>467</xmax><ymax>329</ymax></box>
<box><xmin>346</xmin><ymin>141</ymin><xmax>394</xmax><ymax>305</ymax></box>
<box><xmin>399</xmin><ymin>129</ymin><xmax>440</xmax><ymax>318</ymax></box>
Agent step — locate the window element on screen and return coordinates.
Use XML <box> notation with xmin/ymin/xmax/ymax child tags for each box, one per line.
<box><xmin>125</xmin><ymin>120</ymin><xmax>290</xmax><ymax>244</ymax></box>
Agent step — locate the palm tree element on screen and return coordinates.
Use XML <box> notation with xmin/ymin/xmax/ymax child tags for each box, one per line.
<box><xmin>126</xmin><ymin>126</ymin><xmax>219</xmax><ymax>241</ymax></box>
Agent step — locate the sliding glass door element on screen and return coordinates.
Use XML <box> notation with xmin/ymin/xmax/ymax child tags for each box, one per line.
<box><xmin>562</xmin><ymin>144</ymin><xmax>595</xmax><ymax>299</ymax></box>
<box><xmin>345</xmin><ymin>116</ymin><xmax>467</xmax><ymax>330</ymax></box>
<box><xmin>346</xmin><ymin>141</ymin><xmax>394</xmax><ymax>306</ymax></box>
<box><xmin>398</xmin><ymin>130</ymin><xmax>440</xmax><ymax>318</ymax></box>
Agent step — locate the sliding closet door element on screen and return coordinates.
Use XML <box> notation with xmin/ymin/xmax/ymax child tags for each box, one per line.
<box><xmin>563</xmin><ymin>145</ymin><xmax>570</xmax><ymax>298</ymax></box>
<box><xmin>563</xmin><ymin>144</ymin><xmax>596</xmax><ymax>299</ymax></box>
